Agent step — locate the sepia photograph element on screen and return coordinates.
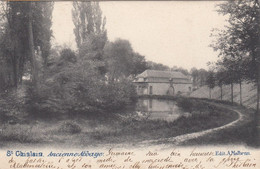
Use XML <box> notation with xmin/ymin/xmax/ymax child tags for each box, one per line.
<box><xmin>0</xmin><ymin>0</ymin><xmax>259</xmax><ymax>168</ymax></box>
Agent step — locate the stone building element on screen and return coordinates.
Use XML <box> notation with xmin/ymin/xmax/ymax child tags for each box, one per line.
<box><xmin>133</xmin><ymin>70</ymin><xmax>192</xmax><ymax>96</ymax></box>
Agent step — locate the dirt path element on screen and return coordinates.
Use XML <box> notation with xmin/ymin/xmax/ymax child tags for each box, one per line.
<box><xmin>140</xmin><ymin>101</ymin><xmax>246</xmax><ymax>146</ymax></box>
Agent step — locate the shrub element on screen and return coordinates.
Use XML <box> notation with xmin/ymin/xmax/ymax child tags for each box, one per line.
<box><xmin>59</xmin><ymin>121</ymin><xmax>81</xmax><ymax>134</ymax></box>
<box><xmin>176</xmin><ymin>97</ymin><xmax>194</xmax><ymax>113</ymax></box>
<box><xmin>26</xmin><ymin>57</ymin><xmax>138</xmax><ymax>116</ymax></box>
<box><xmin>59</xmin><ymin>48</ymin><xmax>77</xmax><ymax>63</ymax></box>
<box><xmin>0</xmin><ymin>124</ymin><xmax>40</xmax><ymax>143</ymax></box>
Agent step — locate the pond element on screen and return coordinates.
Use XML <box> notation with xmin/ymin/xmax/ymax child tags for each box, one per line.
<box><xmin>134</xmin><ymin>98</ymin><xmax>188</xmax><ymax>122</ymax></box>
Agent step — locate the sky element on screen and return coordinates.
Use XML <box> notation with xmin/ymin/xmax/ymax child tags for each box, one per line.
<box><xmin>52</xmin><ymin>1</ymin><xmax>227</xmax><ymax>70</ymax></box>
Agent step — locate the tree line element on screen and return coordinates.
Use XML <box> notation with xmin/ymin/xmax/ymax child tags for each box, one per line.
<box><xmin>0</xmin><ymin>1</ymin><xmax>203</xmax><ymax>115</ymax></box>
<box><xmin>206</xmin><ymin>0</ymin><xmax>259</xmax><ymax>114</ymax></box>
<box><xmin>0</xmin><ymin>1</ymin><xmax>150</xmax><ymax>114</ymax></box>
<box><xmin>0</xmin><ymin>1</ymin><xmax>53</xmax><ymax>91</ymax></box>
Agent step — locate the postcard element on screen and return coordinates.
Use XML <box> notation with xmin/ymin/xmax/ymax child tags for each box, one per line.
<box><xmin>0</xmin><ymin>0</ymin><xmax>259</xmax><ymax>168</ymax></box>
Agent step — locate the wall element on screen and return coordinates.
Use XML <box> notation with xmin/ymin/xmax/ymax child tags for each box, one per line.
<box><xmin>174</xmin><ymin>83</ymin><xmax>192</xmax><ymax>94</ymax></box>
<box><xmin>147</xmin><ymin>82</ymin><xmax>192</xmax><ymax>95</ymax></box>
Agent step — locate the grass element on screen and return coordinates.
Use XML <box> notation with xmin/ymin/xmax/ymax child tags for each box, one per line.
<box><xmin>79</xmin><ymin>101</ymin><xmax>238</xmax><ymax>145</ymax></box>
<box><xmin>181</xmin><ymin>105</ymin><xmax>257</xmax><ymax>147</ymax></box>
<box><xmin>0</xmin><ymin>95</ymin><xmax>253</xmax><ymax>148</ymax></box>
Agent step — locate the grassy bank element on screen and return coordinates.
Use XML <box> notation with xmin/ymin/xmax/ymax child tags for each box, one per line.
<box><xmin>178</xmin><ymin>101</ymin><xmax>257</xmax><ymax>147</ymax></box>
<box><xmin>0</xmin><ymin>96</ymin><xmax>243</xmax><ymax>148</ymax></box>
<box><xmin>190</xmin><ymin>82</ymin><xmax>257</xmax><ymax>109</ymax></box>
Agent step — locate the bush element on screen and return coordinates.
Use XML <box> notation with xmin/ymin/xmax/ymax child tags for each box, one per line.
<box><xmin>176</xmin><ymin>97</ymin><xmax>194</xmax><ymax>113</ymax></box>
<box><xmin>59</xmin><ymin>121</ymin><xmax>81</xmax><ymax>134</ymax></box>
<box><xmin>99</xmin><ymin>79</ymin><xmax>137</xmax><ymax>111</ymax></box>
<box><xmin>0</xmin><ymin>124</ymin><xmax>41</xmax><ymax>143</ymax></box>
<box><xmin>59</xmin><ymin>48</ymin><xmax>77</xmax><ymax>63</ymax></box>
<box><xmin>25</xmin><ymin>53</ymin><xmax>138</xmax><ymax>116</ymax></box>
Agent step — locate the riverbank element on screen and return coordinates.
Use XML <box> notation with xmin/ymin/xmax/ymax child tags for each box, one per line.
<box><xmin>0</xmin><ymin>94</ymin><xmax>249</xmax><ymax>148</ymax></box>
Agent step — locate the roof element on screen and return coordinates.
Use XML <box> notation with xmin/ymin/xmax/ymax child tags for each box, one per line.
<box><xmin>136</xmin><ymin>70</ymin><xmax>188</xmax><ymax>79</ymax></box>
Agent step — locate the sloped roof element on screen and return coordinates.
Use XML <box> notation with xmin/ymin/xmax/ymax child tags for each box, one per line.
<box><xmin>136</xmin><ymin>70</ymin><xmax>188</xmax><ymax>79</ymax></box>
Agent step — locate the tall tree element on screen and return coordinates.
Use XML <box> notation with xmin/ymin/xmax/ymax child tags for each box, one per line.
<box><xmin>104</xmin><ymin>39</ymin><xmax>134</xmax><ymax>81</ymax></box>
<box><xmin>198</xmin><ymin>69</ymin><xmax>209</xmax><ymax>87</ymax></box>
<box><xmin>190</xmin><ymin>67</ymin><xmax>199</xmax><ymax>88</ymax></box>
<box><xmin>28</xmin><ymin>2</ymin><xmax>38</xmax><ymax>89</ymax></box>
<box><xmin>1</xmin><ymin>2</ymin><xmax>29</xmax><ymax>88</ymax></box>
<box><xmin>32</xmin><ymin>2</ymin><xmax>54</xmax><ymax>68</ymax></box>
<box><xmin>72</xmin><ymin>1</ymin><xmax>106</xmax><ymax>49</ymax></box>
<box><xmin>211</xmin><ymin>0</ymin><xmax>259</xmax><ymax>110</ymax></box>
<box><xmin>206</xmin><ymin>71</ymin><xmax>215</xmax><ymax>99</ymax></box>
<box><xmin>211</xmin><ymin>0</ymin><xmax>260</xmax><ymax>144</ymax></box>
<box><xmin>72</xmin><ymin>1</ymin><xmax>107</xmax><ymax>75</ymax></box>
<box><xmin>215</xmin><ymin>66</ymin><xmax>226</xmax><ymax>100</ymax></box>
<box><xmin>0</xmin><ymin>1</ymin><xmax>53</xmax><ymax>89</ymax></box>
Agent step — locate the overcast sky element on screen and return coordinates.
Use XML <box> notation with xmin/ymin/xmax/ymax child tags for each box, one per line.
<box><xmin>52</xmin><ymin>1</ymin><xmax>227</xmax><ymax>70</ymax></box>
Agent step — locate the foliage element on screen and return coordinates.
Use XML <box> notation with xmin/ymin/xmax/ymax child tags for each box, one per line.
<box><xmin>104</xmin><ymin>39</ymin><xmax>148</xmax><ymax>80</ymax></box>
<box><xmin>147</xmin><ymin>61</ymin><xmax>170</xmax><ymax>71</ymax></box>
<box><xmin>190</xmin><ymin>68</ymin><xmax>209</xmax><ymax>87</ymax></box>
<box><xmin>78</xmin><ymin>33</ymin><xmax>107</xmax><ymax>75</ymax></box>
<box><xmin>26</xmin><ymin>48</ymin><xmax>138</xmax><ymax>115</ymax></box>
<box><xmin>72</xmin><ymin>1</ymin><xmax>107</xmax><ymax>76</ymax></box>
<box><xmin>171</xmin><ymin>66</ymin><xmax>189</xmax><ymax>76</ymax></box>
<box><xmin>59</xmin><ymin>48</ymin><xmax>77</xmax><ymax>63</ymax></box>
<box><xmin>210</xmin><ymin>0</ymin><xmax>260</xmax><ymax>110</ymax></box>
<box><xmin>59</xmin><ymin>121</ymin><xmax>81</xmax><ymax>134</ymax></box>
<box><xmin>176</xmin><ymin>97</ymin><xmax>194</xmax><ymax>113</ymax></box>
<box><xmin>25</xmin><ymin>1</ymin><xmax>139</xmax><ymax>117</ymax></box>
<box><xmin>0</xmin><ymin>1</ymin><xmax>53</xmax><ymax>90</ymax></box>
<box><xmin>72</xmin><ymin>1</ymin><xmax>106</xmax><ymax>49</ymax></box>
<box><xmin>206</xmin><ymin>71</ymin><xmax>215</xmax><ymax>89</ymax></box>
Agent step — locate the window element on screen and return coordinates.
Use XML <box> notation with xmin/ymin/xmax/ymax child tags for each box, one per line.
<box><xmin>149</xmin><ymin>86</ymin><xmax>153</xmax><ymax>95</ymax></box>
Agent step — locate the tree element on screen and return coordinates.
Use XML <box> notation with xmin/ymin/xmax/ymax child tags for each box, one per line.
<box><xmin>72</xmin><ymin>1</ymin><xmax>106</xmax><ymax>49</ymax></box>
<box><xmin>206</xmin><ymin>71</ymin><xmax>215</xmax><ymax>99</ymax></box>
<box><xmin>28</xmin><ymin>1</ymin><xmax>38</xmax><ymax>89</ymax></box>
<box><xmin>104</xmin><ymin>39</ymin><xmax>148</xmax><ymax>81</ymax></box>
<box><xmin>0</xmin><ymin>1</ymin><xmax>53</xmax><ymax>90</ymax></box>
<box><xmin>32</xmin><ymin>2</ymin><xmax>54</xmax><ymax>68</ymax></box>
<box><xmin>172</xmin><ymin>67</ymin><xmax>189</xmax><ymax>76</ymax></box>
<box><xmin>147</xmin><ymin>61</ymin><xmax>170</xmax><ymax>71</ymax></box>
<box><xmin>72</xmin><ymin>1</ymin><xmax>107</xmax><ymax>75</ymax></box>
<box><xmin>197</xmin><ymin>69</ymin><xmax>209</xmax><ymax>87</ymax></box>
<box><xmin>211</xmin><ymin>0</ymin><xmax>260</xmax><ymax>111</ymax></box>
<box><xmin>215</xmin><ymin>65</ymin><xmax>226</xmax><ymax>100</ymax></box>
<box><xmin>0</xmin><ymin>2</ymin><xmax>29</xmax><ymax>88</ymax></box>
<box><xmin>130</xmin><ymin>52</ymin><xmax>148</xmax><ymax>77</ymax></box>
<box><xmin>190</xmin><ymin>67</ymin><xmax>199</xmax><ymax>88</ymax></box>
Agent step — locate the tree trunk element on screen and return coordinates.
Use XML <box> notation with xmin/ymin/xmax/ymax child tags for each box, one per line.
<box><xmin>220</xmin><ymin>85</ymin><xmax>223</xmax><ymax>100</ymax></box>
<box><xmin>239</xmin><ymin>80</ymin><xmax>242</xmax><ymax>106</ymax></box>
<box><xmin>231</xmin><ymin>82</ymin><xmax>233</xmax><ymax>104</ymax></box>
<box><xmin>255</xmin><ymin>60</ymin><xmax>260</xmax><ymax>147</ymax></box>
<box><xmin>12</xmin><ymin>58</ymin><xmax>18</xmax><ymax>88</ymax></box>
<box><xmin>209</xmin><ymin>87</ymin><xmax>211</xmax><ymax>99</ymax></box>
<box><xmin>28</xmin><ymin>2</ymin><xmax>38</xmax><ymax>90</ymax></box>
<box><xmin>257</xmin><ymin>64</ymin><xmax>260</xmax><ymax>116</ymax></box>
<box><xmin>257</xmin><ymin>66</ymin><xmax>260</xmax><ymax>114</ymax></box>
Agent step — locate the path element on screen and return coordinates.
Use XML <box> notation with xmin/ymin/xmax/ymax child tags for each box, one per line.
<box><xmin>140</xmin><ymin>101</ymin><xmax>246</xmax><ymax>146</ymax></box>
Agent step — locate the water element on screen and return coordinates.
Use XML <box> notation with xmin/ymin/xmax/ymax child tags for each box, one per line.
<box><xmin>134</xmin><ymin>98</ymin><xmax>185</xmax><ymax>122</ymax></box>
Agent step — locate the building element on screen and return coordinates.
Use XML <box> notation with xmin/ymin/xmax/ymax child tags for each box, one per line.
<box><xmin>133</xmin><ymin>70</ymin><xmax>192</xmax><ymax>96</ymax></box>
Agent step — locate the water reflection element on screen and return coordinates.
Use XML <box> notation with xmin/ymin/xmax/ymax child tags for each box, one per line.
<box><xmin>135</xmin><ymin>99</ymin><xmax>183</xmax><ymax>122</ymax></box>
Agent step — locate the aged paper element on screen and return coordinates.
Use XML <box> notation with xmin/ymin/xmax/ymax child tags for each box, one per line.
<box><xmin>0</xmin><ymin>0</ymin><xmax>259</xmax><ymax>169</ymax></box>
